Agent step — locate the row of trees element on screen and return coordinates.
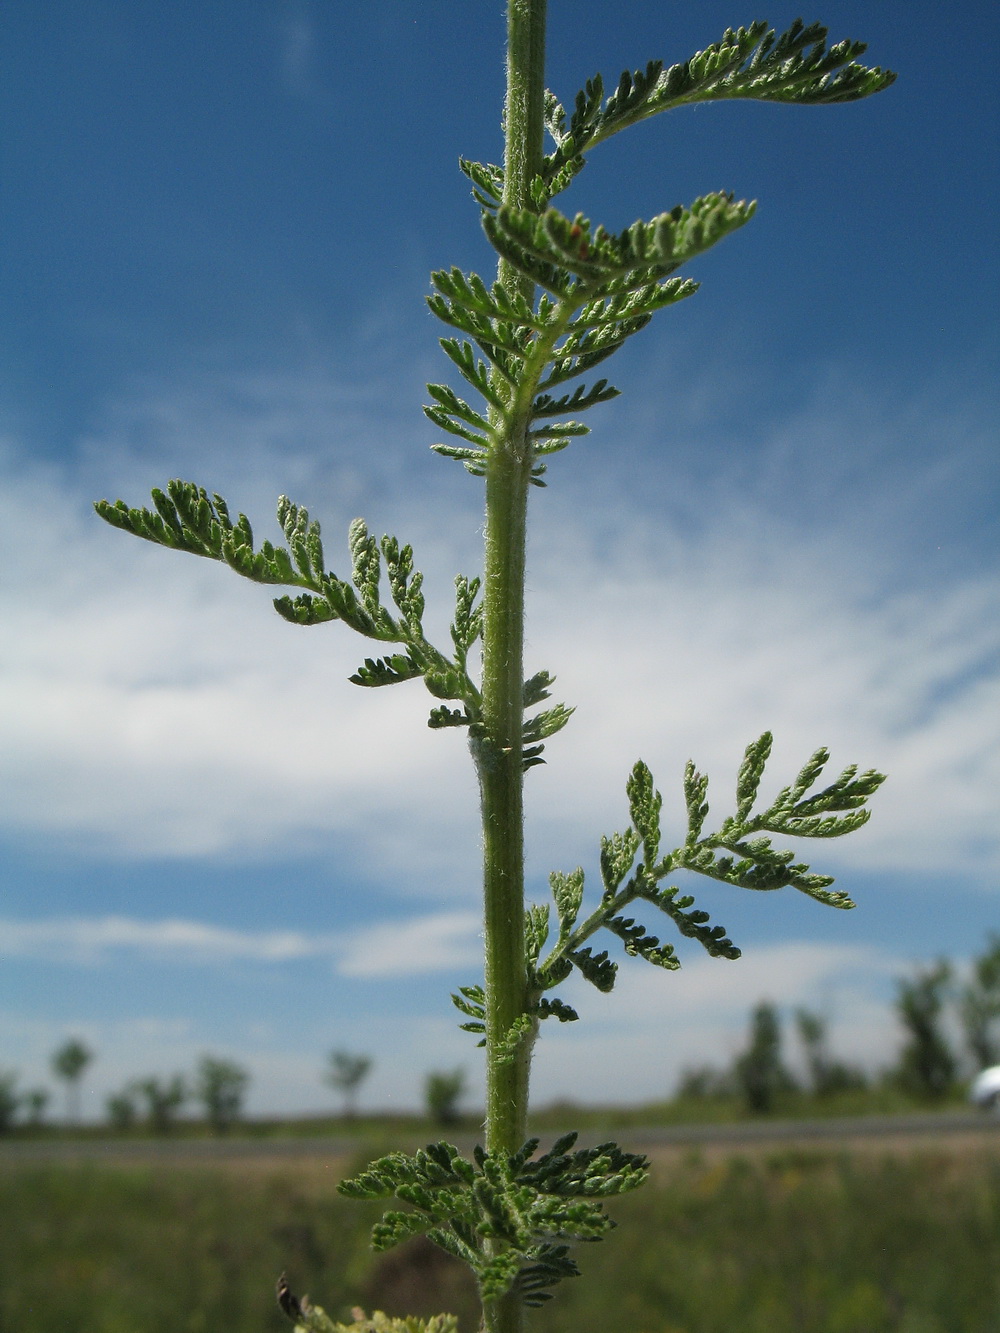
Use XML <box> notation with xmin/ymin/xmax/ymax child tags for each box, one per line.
<box><xmin>1</xmin><ymin>1041</ymin><xmax>465</xmax><ymax>1134</ymax></box>
<box><xmin>893</xmin><ymin>938</ymin><xmax>1000</xmax><ymax>1097</ymax></box>
<box><xmin>105</xmin><ymin>1056</ymin><xmax>251</xmax><ymax>1134</ymax></box>
<box><xmin>5</xmin><ymin>936</ymin><xmax>994</xmax><ymax>1131</ymax></box>
<box><xmin>682</xmin><ymin>933</ymin><xmax>1000</xmax><ymax>1114</ymax></box>
<box><xmin>0</xmin><ymin>1044</ymin><xmax>251</xmax><ymax>1135</ymax></box>
<box><xmin>325</xmin><ymin>1049</ymin><xmax>467</xmax><ymax>1126</ymax></box>
<box><xmin>678</xmin><ymin>1004</ymin><xmax>870</xmax><ymax>1114</ymax></box>
<box><xmin>0</xmin><ymin>1037</ymin><xmax>94</xmax><ymax>1131</ymax></box>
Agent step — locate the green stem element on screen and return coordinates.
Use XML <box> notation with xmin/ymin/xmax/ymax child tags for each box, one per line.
<box><xmin>541</xmin><ymin>880</ymin><xmax>646</xmax><ymax>982</ymax></box>
<box><xmin>475</xmin><ymin>3</ymin><xmax>547</xmax><ymax>1332</ymax></box>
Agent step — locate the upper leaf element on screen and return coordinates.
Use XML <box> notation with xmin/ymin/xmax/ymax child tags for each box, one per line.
<box><xmin>96</xmin><ymin>481</ymin><xmax>308</xmax><ymax>586</ymax></box>
<box><xmin>544</xmin><ymin>19</ymin><xmax>896</xmax><ymax>188</ymax></box>
<box><xmin>483</xmin><ymin>195</ymin><xmax>754</xmax><ymax>297</ymax></box>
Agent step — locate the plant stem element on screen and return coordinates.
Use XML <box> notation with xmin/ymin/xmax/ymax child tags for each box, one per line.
<box><xmin>475</xmin><ymin>3</ymin><xmax>547</xmax><ymax>1331</ymax></box>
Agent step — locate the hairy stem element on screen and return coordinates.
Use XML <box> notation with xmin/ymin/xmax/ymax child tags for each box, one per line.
<box><xmin>475</xmin><ymin>3</ymin><xmax>547</xmax><ymax>1332</ymax></box>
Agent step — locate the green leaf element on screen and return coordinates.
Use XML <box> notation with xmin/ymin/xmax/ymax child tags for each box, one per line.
<box><xmin>450</xmin><ymin>574</ymin><xmax>483</xmax><ymax>663</ymax></box>
<box><xmin>549</xmin><ymin>868</ymin><xmax>585</xmax><ymax>937</ymax></box>
<box><xmin>372</xmin><ymin>1210</ymin><xmax>431</xmax><ymax>1250</ymax></box>
<box><xmin>682</xmin><ymin>761</ymin><xmax>710</xmax><ymax>845</ymax></box>
<box><xmin>273</xmin><ymin>592</ymin><xmax>340</xmax><ymax>627</ymax></box>
<box><xmin>424</xmin><ymin>404</ymin><xmax>492</xmax><ymax>448</ymax></box>
<box><xmin>522</xmin><ymin>703</ymin><xmax>574</xmax><ymax>744</ymax></box>
<box><xmin>547</xmin><ymin>20</ymin><xmax>896</xmax><ymax>178</ymax></box>
<box><xmin>430</xmin><ymin>441</ymin><xmax>489</xmax><ymax>466</ymax></box>
<box><xmin>599</xmin><ymin>828</ymin><xmax>640</xmax><ymax>896</ymax></box>
<box><xmin>478</xmin><ymin>1252</ymin><xmax>522</xmax><ymax>1302</ymax></box>
<box><xmin>516</xmin><ymin>1245</ymin><xmax>580</xmax><ymax>1308</ymax></box>
<box><xmin>494</xmin><ymin>1013</ymin><xmax>535</xmax><ymax>1066</ymax></box>
<box><xmin>458</xmin><ymin>157</ymin><xmax>503</xmax><ymax>207</ymax></box>
<box><xmin>735</xmin><ymin>731</ymin><xmax>773</xmax><ymax>821</ymax></box>
<box><xmin>277</xmin><ymin>495</ymin><xmax>325</xmax><ymax>580</ymax></box>
<box><xmin>605</xmin><ymin>914</ymin><xmax>679</xmax><ymax>970</ymax></box>
<box><xmin>428</xmin><ymin>706</ymin><xmax>469</xmax><ymax>730</ymax></box>
<box><xmin>349</xmin><ymin>655</ymin><xmax>424</xmax><ymax>688</ymax></box>
<box><xmin>525</xmin><ymin>903</ymin><xmax>551</xmax><ymax>964</ymax></box>
<box><xmin>783</xmin><ymin>760</ymin><xmax>885</xmax><ymax>821</ymax></box>
<box><xmin>626</xmin><ymin>759</ymin><xmax>662</xmax><ymax>864</ymax></box>
<box><xmin>534</xmin><ymin>996</ymin><xmax>579</xmax><ymax>1023</ymax></box>
<box><xmin>485</xmin><ymin>195</ymin><xmax>755</xmax><ymax>295</ymax></box>
<box><xmin>424</xmin><ymin>667</ymin><xmax>470</xmax><ymax>701</ymax></box>
<box><xmin>339</xmin><ymin>1135</ymin><xmax>647</xmax><ymax>1308</ymax></box>
<box><xmin>532</xmin><ymin>378</ymin><xmax>619</xmax><ymax>418</ymax></box>
<box><xmin>523</xmin><ymin>670</ymin><xmax>554</xmax><ymax>708</ymax></box>
<box><xmin>518</xmin><ymin>1133</ymin><xmax>648</xmax><ymax>1197</ymax></box>
<box><xmin>438</xmin><ymin>338</ymin><xmax>508</xmax><ymax>411</ymax></box>
<box><xmin>348</xmin><ymin>518</ymin><xmax>383</xmax><ymax>616</ymax></box>
<box><xmin>568</xmin><ymin>945</ymin><xmax>617</xmax><ymax>993</ymax></box>
<box><xmin>451</xmin><ymin>985</ymin><xmax>485</xmax><ymax>1021</ymax></box>
<box><xmin>426</xmin><ymin>289</ymin><xmax>526</xmax><ymax>373</ymax></box>
<box><xmin>521</xmin><ymin>743</ymin><xmax>547</xmax><ymax>771</ymax></box>
<box><xmin>649</xmin><ymin>885</ymin><xmax>742</xmax><ymax>960</ymax></box>
<box><xmin>96</xmin><ymin>482</ymin><xmax>308</xmax><ymax>586</ymax></box>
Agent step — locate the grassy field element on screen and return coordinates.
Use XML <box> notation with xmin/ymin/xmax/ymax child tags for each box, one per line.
<box><xmin>4</xmin><ymin>1140</ymin><xmax>1000</xmax><ymax>1333</ymax></box>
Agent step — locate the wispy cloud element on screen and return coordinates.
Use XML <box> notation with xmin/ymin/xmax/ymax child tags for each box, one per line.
<box><xmin>1</xmin><ymin>361</ymin><xmax>997</xmax><ymax>898</ymax></box>
<box><xmin>0</xmin><ymin>910</ymin><xmax>481</xmax><ymax>979</ymax></box>
<box><xmin>277</xmin><ymin>4</ymin><xmax>321</xmax><ymax>104</ymax></box>
<box><xmin>0</xmin><ymin>915</ymin><xmax>321</xmax><ymax>965</ymax></box>
<box><xmin>341</xmin><ymin>911</ymin><xmax>481</xmax><ymax>977</ymax></box>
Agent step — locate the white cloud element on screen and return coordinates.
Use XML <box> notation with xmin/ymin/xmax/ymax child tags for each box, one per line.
<box><xmin>340</xmin><ymin>911</ymin><xmax>481</xmax><ymax>977</ymax></box>
<box><xmin>0</xmin><ymin>910</ymin><xmax>481</xmax><ymax>980</ymax></box>
<box><xmin>523</xmin><ymin>518</ymin><xmax>1000</xmax><ymax>885</ymax></box>
<box><xmin>0</xmin><ymin>915</ymin><xmax>322</xmax><ymax>965</ymax></box>
<box><xmin>0</xmin><ymin>428</ymin><xmax>480</xmax><ymax>879</ymax></box>
<box><xmin>1</xmin><ymin>365</ymin><xmax>998</xmax><ymax>903</ymax></box>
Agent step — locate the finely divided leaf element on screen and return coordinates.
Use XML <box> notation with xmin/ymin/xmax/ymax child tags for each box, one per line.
<box><xmin>626</xmin><ymin>760</ymin><xmax>662</xmax><ymax>864</ymax></box>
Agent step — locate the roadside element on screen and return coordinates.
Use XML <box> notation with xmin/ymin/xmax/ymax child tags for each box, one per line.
<box><xmin>2</xmin><ymin>1109</ymin><xmax>997</xmax><ymax>1167</ymax></box>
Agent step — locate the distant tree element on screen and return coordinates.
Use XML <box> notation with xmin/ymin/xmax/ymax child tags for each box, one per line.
<box><xmin>734</xmin><ymin>1003</ymin><xmax>796</xmax><ymax>1114</ymax></box>
<box><xmin>960</xmin><ymin>933</ymin><xmax>1000</xmax><ymax>1071</ymax></box>
<box><xmin>51</xmin><ymin>1037</ymin><xmax>94</xmax><ymax>1124</ymax></box>
<box><xmin>425</xmin><ymin>1068</ymin><xmax>466</xmax><ymax>1127</ymax></box>
<box><xmin>196</xmin><ymin>1055</ymin><xmax>250</xmax><ymax>1134</ymax></box>
<box><xmin>895</xmin><ymin>960</ymin><xmax>957</xmax><ymax>1100</ymax></box>
<box><xmin>0</xmin><ymin>1071</ymin><xmax>20</xmax><ymax>1133</ymax></box>
<box><xmin>324</xmin><ymin>1050</ymin><xmax>373</xmax><ymax>1118</ymax></box>
<box><xmin>675</xmin><ymin>1065</ymin><xmax>734</xmax><ymax>1100</ymax></box>
<box><xmin>794</xmin><ymin>1008</ymin><xmax>867</xmax><ymax>1097</ymax></box>
<box><xmin>135</xmin><ymin>1074</ymin><xmax>187</xmax><ymax>1134</ymax></box>
<box><xmin>106</xmin><ymin>1087</ymin><xmax>138</xmax><ymax>1131</ymax></box>
<box><xmin>23</xmin><ymin>1088</ymin><xmax>50</xmax><ymax>1127</ymax></box>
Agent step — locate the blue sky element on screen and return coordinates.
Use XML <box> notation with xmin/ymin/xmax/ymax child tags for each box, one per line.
<box><xmin>1</xmin><ymin>1</ymin><xmax>997</xmax><ymax>1120</ymax></box>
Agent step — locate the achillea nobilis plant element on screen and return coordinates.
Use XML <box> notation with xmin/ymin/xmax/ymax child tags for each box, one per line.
<box><xmin>97</xmin><ymin>6</ymin><xmax>894</xmax><ymax>1330</ymax></box>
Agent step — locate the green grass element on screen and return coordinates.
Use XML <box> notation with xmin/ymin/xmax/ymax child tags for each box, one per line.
<box><xmin>526</xmin><ymin>1083</ymin><xmax>974</xmax><ymax>1131</ymax></box>
<box><xmin>533</xmin><ymin>1149</ymin><xmax>1000</xmax><ymax>1333</ymax></box>
<box><xmin>4</xmin><ymin>1147</ymin><xmax>999</xmax><ymax>1332</ymax></box>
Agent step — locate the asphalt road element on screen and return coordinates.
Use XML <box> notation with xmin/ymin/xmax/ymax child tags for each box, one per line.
<box><xmin>2</xmin><ymin>1111</ymin><xmax>998</xmax><ymax>1164</ymax></box>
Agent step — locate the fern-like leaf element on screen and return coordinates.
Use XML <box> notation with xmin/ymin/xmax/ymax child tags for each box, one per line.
<box><xmin>544</xmin><ymin>20</ymin><xmax>896</xmax><ymax>187</ymax></box>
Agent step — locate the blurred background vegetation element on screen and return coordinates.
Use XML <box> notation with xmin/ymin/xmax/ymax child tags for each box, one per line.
<box><xmin>3</xmin><ymin>1147</ymin><xmax>999</xmax><ymax>1332</ymax></box>
<box><xmin>3</xmin><ymin>935</ymin><xmax>999</xmax><ymax>1330</ymax></box>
